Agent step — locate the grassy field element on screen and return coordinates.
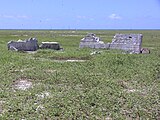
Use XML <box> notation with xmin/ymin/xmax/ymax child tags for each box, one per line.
<box><xmin>0</xmin><ymin>30</ymin><xmax>160</xmax><ymax>119</ymax></box>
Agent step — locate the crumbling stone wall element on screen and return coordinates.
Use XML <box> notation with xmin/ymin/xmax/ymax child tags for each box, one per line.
<box><xmin>7</xmin><ymin>38</ymin><xmax>63</xmax><ymax>52</ymax></box>
<box><xmin>79</xmin><ymin>33</ymin><xmax>143</xmax><ymax>54</ymax></box>
<box><xmin>39</xmin><ymin>42</ymin><xmax>61</xmax><ymax>50</ymax></box>
<box><xmin>79</xmin><ymin>33</ymin><xmax>106</xmax><ymax>49</ymax></box>
<box><xmin>109</xmin><ymin>34</ymin><xmax>142</xmax><ymax>53</ymax></box>
<box><xmin>8</xmin><ymin>38</ymin><xmax>39</xmax><ymax>51</ymax></box>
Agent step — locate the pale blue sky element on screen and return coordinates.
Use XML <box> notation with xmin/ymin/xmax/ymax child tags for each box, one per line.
<box><xmin>0</xmin><ymin>0</ymin><xmax>160</xmax><ymax>29</ymax></box>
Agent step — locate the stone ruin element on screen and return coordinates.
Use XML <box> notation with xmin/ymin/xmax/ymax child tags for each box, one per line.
<box><xmin>39</xmin><ymin>42</ymin><xmax>61</xmax><ymax>50</ymax></box>
<box><xmin>8</xmin><ymin>38</ymin><xmax>38</xmax><ymax>51</ymax></box>
<box><xmin>79</xmin><ymin>33</ymin><xmax>143</xmax><ymax>54</ymax></box>
<box><xmin>110</xmin><ymin>34</ymin><xmax>142</xmax><ymax>54</ymax></box>
<box><xmin>8</xmin><ymin>38</ymin><xmax>62</xmax><ymax>51</ymax></box>
<box><xmin>79</xmin><ymin>33</ymin><xmax>106</xmax><ymax>49</ymax></box>
<box><xmin>7</xmin><ymin>34</ymin><xmax>144</xmax><ymax>54</ymax></box>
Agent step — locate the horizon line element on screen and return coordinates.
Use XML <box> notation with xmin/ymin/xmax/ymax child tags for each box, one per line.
<box><xmin>0</xmin><ymin>28</ymin><xmax>160</xmax><ymax>31</ymax></box>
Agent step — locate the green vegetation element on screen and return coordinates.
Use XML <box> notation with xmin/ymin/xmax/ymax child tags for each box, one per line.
<box><xmin>0</xmin><ymin>30</ymin><xmax>160</xmax><ymax>119</ymax></box>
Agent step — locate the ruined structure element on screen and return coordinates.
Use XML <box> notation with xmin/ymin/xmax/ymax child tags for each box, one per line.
<box><xmin>8</xmin><ymin>38</ymin><xmax>38</xmax><ymax>51</ymax></box>
<box><xmin>110</xmin><ymin>34</ymin><xmax>142</xmax><ymax>53</ymax></box>
<box><xmin>79</xmin><ymin>33</ymin><xmax>106</xmax><ymax>49</ymax></box>
<box><xmin>79</xmin><ymin>33</ymin><xmax>143</xmax><ymax>54</ymax></box>
<box><xmin>39</xmin><ymin>42</ymin><xmax>61</xmax><ymax>50</ymax></box>
<box><xmin>8</xmin><ymin>38</ymin><xmax>62</xmax><ymax>51</ymax></box>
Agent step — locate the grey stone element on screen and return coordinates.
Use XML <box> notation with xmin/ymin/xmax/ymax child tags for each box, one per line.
<box><xmin>79</xmin><ymin>33</ymin><xmax>105</xmax><ymax>49</ymax></box>
<box><xmin>9</xmin><ymin>46</ymin><xmax>18</xmax><ymax>51</ymax></box>
<box><xmin>39</xmin><ymin>42</ymin><xmax>61</xmax><ymax>50</ymax></box>
<box><xmin>110</xmin><ymin>34</ymin><xmax>143</xmax><ymax>53</ymax></box>
<box><xmin>8</xmin><ymin>38</ymin><xmax>38</xmax><ymax>51</ymax></box>
<box><xmin>79</xmin><ymin>33</ymin><xmax>143</xmax><ymax>54</ymax></box>
<box><xmin>141</xmin><ymin>48</ymin><xmax>150</xmax><ymax>54</ymax></box>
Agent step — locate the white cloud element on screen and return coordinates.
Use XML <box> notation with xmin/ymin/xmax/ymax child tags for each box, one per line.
<box><xmin>77</xmin><ymin>15</ymin><xmax>95</xmax><ymax>21</ymax></box>
<box><xmin>77</xmin><ymin>15</ymin><xmax>87</xmax><ymax>19</ymax></box>
<box><xmin>1</xmin><ymin>15</ymin><xmax>15</xmax><ymax>18</ymax></box>
<box><xmin>0</xmin><ymin>15</ymin><xmax>29</xmax><ymax>19</ymax></box>
<box><xmin>17</xmin><ymin>15</ymin><xmax>29</xmax><ymax>19</ymax></box>
<box><xmin>109</xmin><ymin>14</ymin><xmax>122</xmax><ymax>20</ymax></box>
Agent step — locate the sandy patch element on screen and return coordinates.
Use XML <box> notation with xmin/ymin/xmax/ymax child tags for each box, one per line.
<box><xmin>13</xmin><ymin>78</ymin><xmax>32</xmax><ymax>90</ymax></box>
<box><xmin>53</xmin><ymin>59</ymin><xmax>87</xmax><ymax>63</ymax></box>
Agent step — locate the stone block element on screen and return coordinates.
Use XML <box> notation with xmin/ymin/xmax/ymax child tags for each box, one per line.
<box><xmin>110</xmin><ymin>34</ymin><xmax>142</xmax><ymax>53</ymax></box>
<box><xmin>79</xmin><ymin>33</ymin><xmax>104</xmax><ymax>49</ymax></box>
<box><xmin>8</xmin><ymin>38</ymin><xmax>38</xmax><ymax>51</ymax></box>
<box><xmin>141</xmin><ymin>48</ymin><xmax>150</xmax><ymax>54</ymax></box>
<box><xmin>39</xmin><ymin>42</ymin><xmax>61</xmax><ymax>50</ymax></box>
<box><xmin>80</xmin><ymin>33</ymin><xmax>143</xmax><ymax>54</ymax></box>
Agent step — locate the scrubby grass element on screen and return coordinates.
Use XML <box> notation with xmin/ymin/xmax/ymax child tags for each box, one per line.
<box><xmin>0</xmin><ymin>30</ymin><xmax>160</xmax><ymax>119</ymax></box>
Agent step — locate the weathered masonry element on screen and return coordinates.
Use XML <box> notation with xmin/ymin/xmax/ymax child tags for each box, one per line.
<box><xmin>79</xmin><ymin>33</ymin><xmax>106</xmax><ymax>49</ymax></box>
<box><xmin>79</xmin><ymin>33</ymin><xmax>143</xmax><ymax>54</ymax></box>
<box><xmin>8</xmin><ymin>38</ymin><xmax>39</xmax><ymax>51</ymax></box>
<box><xmin>39</xmin><ymin>42</ymin><xmax>61</xmax><ymax>50</ymax></box>
<box><xmin>8</xmin><ymin>38</ymin><xmax>62</xmax><ymax>51</ymax></box>
<box><xmin>110</xmin><ymin>34</ymin><xmax>142</xmax><ymax>53</ymax></box>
